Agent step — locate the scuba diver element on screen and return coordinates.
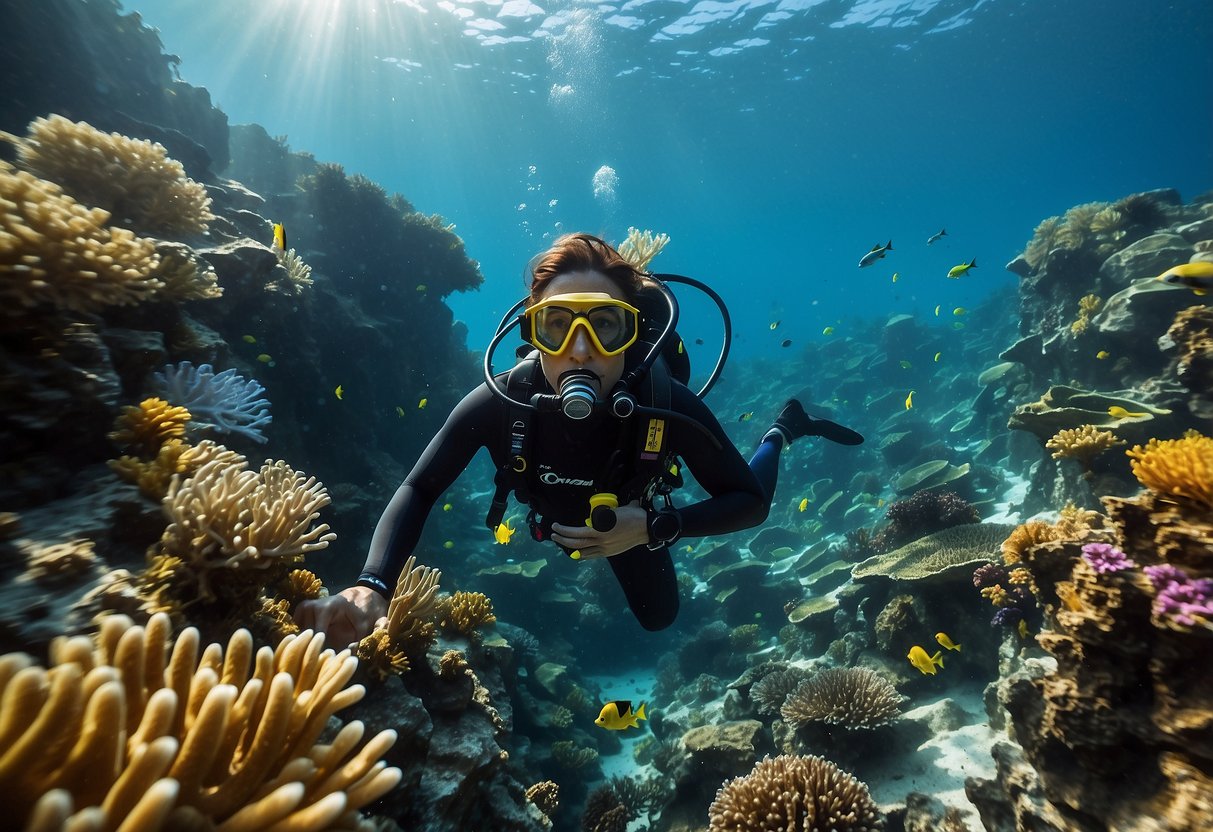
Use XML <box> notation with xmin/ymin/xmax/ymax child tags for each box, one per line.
<box><xmin>295</xmin><ymin>233</ymin><xmax>863</xmax><ymax>643</ymax></box>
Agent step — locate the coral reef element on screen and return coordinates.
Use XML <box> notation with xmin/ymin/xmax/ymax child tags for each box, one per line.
<box><xmin>153</xmin><ymin>362</ymin><xmax>272</xmax><ymax>445</ymax></box>
<box><xmin>2</xmin><ymin>114</ymin><xmax>215</xmax><ymax>236</ymax></box>
<box><xmin>0</xmin><ymin>614</ymin><xmax>400</xmax><ymax>830</ymax></box>
<box><xmin>780</xmin><ymin>668</ymin><xmax>903</xmax><ymax>730</ymax></box>
<box><xmin>707</xmin><ymin>754</ymin><xmax>883</xmax><ymax>831</ymax></box>
<box><xmin>750</xmin><ymin>667</ymin><xmax>809</xmax><ymax>715</ymax></box>
<box><xmin>873</xmin><ymin>490</ymin><xmax>980</xmax><ymax>551</ymax></box>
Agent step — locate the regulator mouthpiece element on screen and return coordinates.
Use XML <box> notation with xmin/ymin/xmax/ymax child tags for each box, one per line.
<box><xmin>558</xmin><ymin>370</ymin><xmax>598</xmax><ymax>420</ymax></box>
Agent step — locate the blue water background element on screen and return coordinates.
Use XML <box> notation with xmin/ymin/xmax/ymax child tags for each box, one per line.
<box><xmin>127</xmin><ymin>0</ymin><xmax>1213</xmax><ymax>361</ymax></box>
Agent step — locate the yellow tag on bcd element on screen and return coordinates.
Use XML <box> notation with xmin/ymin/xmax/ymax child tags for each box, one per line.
<box><xmin>645</xmin><ymin>418</ymin><xmax>666</xmax><ymax>453</ymax></box>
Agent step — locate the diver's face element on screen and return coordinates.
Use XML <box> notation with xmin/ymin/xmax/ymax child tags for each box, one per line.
<box><xmin>536</xmin><ymin>270</ymin><xmax>628</xmax><ymax>397</ymax></box>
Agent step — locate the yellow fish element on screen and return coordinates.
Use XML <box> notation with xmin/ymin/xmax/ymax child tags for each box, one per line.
<box><xmin>891</xmin><ymin>272</ymin><xmax>900</xmax><ymax>283</ymax></box>
<box><xmin>934</xmin><ymin>352</ymin><xmax>942</xmax><ymax>362</ymax></box>
<box><xmin>443</xmin><ymin>503</ymin><xmax>453</xmax><ymax>512</ymax></box>
<box><xmin>798</xmin><ymin>498</ymin><xmax>809</xmax><ymax>512</ymax></box>
<box><xmin>1096</xmin><ymin>350</ymin><xmax>1110</xmax><ymax>360</ymax></box>
<box><xmin>822</xmin><ymin>326</ymin><xmax>835</xmax><ymax>336</ymax></box>
<box><xmin>595</xmin><ymin>700</ymin><xmax>647</xmax><ymax>731</ymax></box>
<box><xmin>334</xmin><ymin>384</ymin><xmax>344</xmax><ymax>400</ymax></box>
<box><xmin>684</xmin><ymin>544</ymin><xmax>693</xmax><ymax>553</ymax></box>
<box><xmin>935</xmin><ymin>632</ymin><xmax>962</xmax><ymax>651</ymax></box>
<box><xmin>494</xmin><ymin>520</ymin><xmax>515</xmax><ymax>545</ymax></box>
<box><xmin>947</xmin><ymin>258</ymin><xmax>977</xmax><ymax>278</ymax></box>
<box><xmin>934</xmin><ymin>304</ymin><xmax>941</xmax><ymax>316</ymax></box>
<box><xmin>738</xmin><ymin>411</ymin><xmax>754</xmax><ymax>422</ymax></box>
<box><xmin>953</xmin><ymin>307</ymin><xmax>966</xmax><ymax>316</ymax></box>
<box><xmin>396</xmin><ymin>406</ymin><xmax>405</xmax><ymax>417</ymax></box>
<box><xmin>905</xmin><ymin>390</ymin><xmax>914</xmax><ymax>410</ymax></box>
<box><xmin>1108</xmin><ymin>405</ymin><xmax>1148</xmax><ymax>419</ymax></box>
<box><xmin>1017</xmin><ymin>619</ymin><xmax>1030</xmax><ymax>639</ymax></box>
<box><xmin>257</xmin><ymin>353</ymin><xmax>272</xmax><ymax>363</ymax></box>
<box><xmin>443</xmin><ymin>540</ymin><xmax>454</xmax><ymax>549</ymax></box>
<box><xmin>770</xmin><ymin>320</ymin><xmax>781</xmax><ymax>330</ymax></box>
<box><xmin>418</xmin><ymin>398</ymin><xmax>428</xmax><ymax>410</ymax></box>
<box><xmin>907</xmin><ymin>645</ymin><xmax>945</xmax><ymax>675</ymax></box>
<box><xmin>242</xmin><ymin>334</ymin><xmax>257</xmax><ymax>344</ymax></box>
<box><xmin>1156</xmin><ymin>261</ymin><xmax>1213</xmax><ymax>295</ymax></box>
<box><xmin>416</xmin><ymin>284</ymin><xmax>428</xmax><ymax>293</ymax></box>
<box><xmin>271</xmin><ymin>222</ymin><xmax>287</xmax><ymax>251</ymax></box>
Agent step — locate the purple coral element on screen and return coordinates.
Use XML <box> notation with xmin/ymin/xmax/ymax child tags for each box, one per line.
<box><xmin>877</xmin><ymin>490</ymin><xmax>980</xmax><ymax>551</ymax></box>
<box><xmin>973</xmin><ymin>562</ymin><xmax>1008</xmax><ymax>589</ymax></box>
<box><xmin>991</xmin><ymin>607</ymin><xmax>1024</xmax><ymax>628</ymax></box>
<box><xmin>1081</xmin><ymin>542</ymin><xmax>1136</xmax><ymax>574</ymax></box>
<box><xmin>1145</xmin><ymin>565</ymin><xmax>1213</xmax><ymax>629</ymax></box>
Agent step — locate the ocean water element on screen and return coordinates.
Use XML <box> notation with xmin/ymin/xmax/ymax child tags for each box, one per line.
<box><xmin>129</xmin><ymin>0</ymin><xmax>1213</xmax><ymax>355</ymax></box>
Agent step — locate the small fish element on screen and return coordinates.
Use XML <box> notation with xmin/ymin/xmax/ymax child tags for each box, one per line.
<box><xmin>953</xmin><ymin>307</ymin><xmax>966</xmax><ymax>316</ymax></box>
<box><xmin>334</xmin><ymin>384</ymin><xmax>344</xmax><ymax>400</ymax></box>
<box><xmin>416</xmin><ymin>284</ymin><xmax>427</xmax><ymax>293</ymax></box>
<box><xmin>494</xmin><ymin>520</ymin><xmax>515</xmax><ymax>545</ymax></box>
<box><xmin>858</xmin><ymin>240</ymin><xmax>893</xmax><ymax>268</ymax></box>
<box><xmin>1096</xmin><ymin>350</ymin><xmax>1110</xmax><ymax>360</ymax></box>
<box><xmin>242</xmin><ymin>334</ymin><xmax>257</xmax><ymax>344</ymax></box>
<box><xmin>396</xmin><ymin>406</ymin><xmax>405</xmax><ymax>417</ymax></box>
<box><xmin>934</xmin><ymin>352</ymin><xmax>942</xmax><ymax>362</ymax></box>
<box><xmin>781</xmin><ymin>339</ymin><xmax>793</xmax><ymax>348</ymax></box>
<box><xmin>1017</xmin><ymin>619</ymin><xmax>1030</xmax><ymax>639</ymax></box>
<box><xmin>443</xmin><ymin>540</ymin><xmax>454</xmax><ymax>549</ymax></box>
<box><xmin>738</xmin><ymin>411</ymin><xmax>754</xmax><ymax>422</ymax></box>
<box><xmin>798</xmin><ymin>497</ymin><xmax>809</xmax><ymax>512</ymax></box>
<box><xmin>822</xmin><ymin>326</ymin><xmax>835</xmax><ymax>336</ymax></box>
<box><xmin>272</xmin><ymin>222</ymin><xmax>287</xmax><ymax>251</ymax></box>
<box><xmin>891</xmin><ymin>272</ymin><xmax>900</xmax><ymax>283</ymax></box>
<box><xmin>443</xmin><ymin>503</ymin><xmax>453</xmax><ymax>512</ymax></box>
<box><xmin>418</xmin><ymin>398</ymin><xmax>428</xmax><ymax>410</ymax></box>
<box><xmin>1156</xmin><ymin>261</ymin><xmax>1213</xmax><ymax>295</ymax></box>
<box><xmin>694</xmin><ymin>338</ymin><xmax>704</xmax><ymax>345</ymax></box>
<box><xmin>595</xmin><ymin>700</ymin><xmax>647</xmax><ymax>731</ymax></box>
<box><xmin>684</xmin><ymin>544</ymin><xmax>693</xmax><ymax>553</ymax></box>
<box><xmin>927</xmin><ymin>228</ymin><xmax>947</xmax><ymax>245</ymax></box>
<box><xmin>952</xmin><ymin>322</ymin><xmax>966</xmax><ymax>330</ymax></box>
<box><xmin>907</xmin><ymin>645</ymin><xmax>945</xmax><ymax>675</ymax></box>
<box><xmin>934</xmin><ymin>305</ymin><xmax>941</xmax><ymax>316</ymax></box>
<box><xmin>770</xmin><ymin>320</ymin><xmax>781</xmax><ymax>330</ymax></box>
<box><xmin>1108</xmin><ymin>405</ymin><xmax>1149</xmax><ymax>419</ymax></box>
<box><xmin>935</xmin><ymin>632</ymin><xmax>962</xmax><ymax>651</ymax></box>
<box><xmin>899</xmin><ymin>360</ymin><xmax>912</xmax><ymax>369</ymax></box>
<box><xmin>947</xmin><ymin>258</ymin><xmax>977</xmax><ymax>278</ymax></box>
<box><xmin>905</xmin><ymin>390</ymin><xmax>914</xmax><ymax>410</ymax></box>
<box><xmin>257</xmin><ymin>353</ymin><xmax>273</xmax><ymax>363</ymax></box>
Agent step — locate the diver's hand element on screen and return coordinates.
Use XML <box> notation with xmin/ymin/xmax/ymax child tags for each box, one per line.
<box><xmin>294</xmin><ymin>586</ymin><xmax>388</xmax><ymax>648</ymax></box>
<box><xmin>550</xmin><ymin>500</ymin><xmax>650</xmax><ymax>560</ymax></box>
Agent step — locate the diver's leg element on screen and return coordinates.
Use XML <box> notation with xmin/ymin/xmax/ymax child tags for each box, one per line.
<box><xmin>606</xmin><ymin>545</ymin><xmax>679</xmax><ymax>631</ymax></box>
<box><xmin>748</xmin><ymin>434</ymin><xmax>783</xmax><ymax>503</ymax></box>
<box><xmin>750</xmin><ymin>400</ymin><xmax>865</xmax><ymax>504</ymax></box>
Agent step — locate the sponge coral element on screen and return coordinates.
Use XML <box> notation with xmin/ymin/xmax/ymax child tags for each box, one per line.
<box><xmin>707</xmin><ymin>754</ymin><xmax>882</xmax><ymax>832</ymax></box>
<box><xmin>0</xmin><ymin>159</ymin><xmax>164</xmax><ymax>314</ymax></box>
<box><xmin>780</xmin><ymin>668</ymin><xmax>903</xmax><ymax>730</ymax></box>
<box><xmin>1</xmin><ymin>614</ymin><xmax>401</xmax><ymax>830</ymax></box>
<box><xmin>1126</xmin><ymin>430</ymin><xmax>1213</xmax><ymax>512</ymax></box>
<box><xmin>4</xmin><ymin>114</ymin><xmax>214</xmax><ymax>236</ymax></box>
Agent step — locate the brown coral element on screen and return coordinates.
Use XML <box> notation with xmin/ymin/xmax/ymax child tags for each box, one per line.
<box><xmin>0</xmin><ymin>614</ymin><xmax>401</xmax><ymax>830</ymax></box>
<box><xmin>780</xmin><ymin>668</ymin><xmax>903</xmax><ymax>730</ymax></box>
<box><xmin>109</xmin><ymin>397</ymin><xmax>191</xmax><ymax>456</ymax></box>
<box><xmin>437</xmin><ymin>590</ymin><xmax>497</xmax><ymax>639</ymax></box>
<box><xmin>1126</xmin><ymin>430</ymin><xmax>1213</xmax><ymax>512</ymax></box>
<box><xmin>22</xmin><ymin>538</ymin><xmax>98</xmax><ymax>581</ymax></box>
<box><xmin>110</xmin><ymin>439</ymin><xmax>246</xmax><ymax>500</ymax></box>
<box><xmin>1045</xmin><ymin>424</ymin><xmax>1125</xmax><ymax>469</ymax></box>
<box><xmin>750</xmin><ymin>668</ymin><xmax>809</xmax><ymax>716</ymax></box>
<box><xmin>4</xmin><ymin>114</ymin><xmax>215</xmax><ymax>236</ymax></box>
<box><xmin>526</xmin><ymin>780</ymin><xmax>560</xmax><ymax>819</ymax></box>
<box><xmin>707</xmin><ymin>754</ymin><xmax>882</xmax><ymax>832</ymax></box>
<box><xmin>356</xmin><ymin>556</ymin><xmax>442</xmax><ymax>678</ymax></box>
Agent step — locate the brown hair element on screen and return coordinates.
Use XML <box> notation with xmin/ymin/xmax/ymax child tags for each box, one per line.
<box><xmin>527</xmin><ymin>233</ymin><xmax>645</xmax><ymax>304</ymax></box>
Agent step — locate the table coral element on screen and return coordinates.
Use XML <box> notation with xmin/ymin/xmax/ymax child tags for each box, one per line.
<box><xmin>707</xmin><ymin>754</ymin><xmax>882</xmax><ymax>832</ymax></box>
<box><xmin>0</xmin><ymin>614</ymin><xmax>401</xmax><ymax>830</ymax></box>
<box><xmin>3</xmin><ymin>114</ymin><xmax>214</xmax><ymax>237</ymax></box>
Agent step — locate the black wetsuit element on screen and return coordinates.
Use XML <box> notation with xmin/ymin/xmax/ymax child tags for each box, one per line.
<box><xmin>360</xmin><ymin>377</ymin><xmax>769</xmax><ymax>631</ymax></box>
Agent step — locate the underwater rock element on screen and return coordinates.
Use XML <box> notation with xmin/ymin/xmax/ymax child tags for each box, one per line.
<box><xmin>682</xmin><ymin>720</ymin><xmax>768</xmax><ymax>778</ymax></box>
<box><xmin>1008</xmin><ymin>384</ymin><xmax>1175</xmax><ymax>444</ymax></box>
<box><xmin>1099</xmin><ymin>232</ymin><xmax>1193</xmax><ymax>285</ymax></box>
<box><xmin>1097</xmin><ymin>276</ymin><xmax>1208</xmax><ymax>342</ymax></box>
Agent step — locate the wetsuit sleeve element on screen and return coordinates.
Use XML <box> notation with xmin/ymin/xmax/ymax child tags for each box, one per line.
<box><xmin>359</xmin><ymin>383</ymin><xmax>502</xmax><ymax>588</ymax></box>
<box><xmin>669</xmin><ymin>384</ymin><xmax>769</xmax><ymax>536</ymax></box>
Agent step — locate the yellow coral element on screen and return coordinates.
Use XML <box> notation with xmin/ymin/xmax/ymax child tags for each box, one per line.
<box><xmin>1</xmin><ymin>614</ymin><xmax>400</xmax><ymax>830</ymax></box>
<box><xmin>617</xmin><ymin>226</ymin><xmax>670</xmax><ymax>271</ymax></box>
<box><xmin>526</xmin><ymin>780</ymin><xmax>560</xmax><ymax>820</ymax></box>
<box><xmin>438</xmin><ymin>649</ymin><xmax>469</xmax><ymax>679</ymax></box>
<box><xmin>109</xmin><ymin>397</ymin><xmax>191</xmax><ymax>456</ymax></box>
<box><xmin>1126</xmin><ymin>430</ymin><xmax>1213</xmax><ymax>511</ymax></box>
<box><xmin>111</xmin><ymin>439</ymin><xmax>246</xmax><ymax>500</ymax></box>
<box><xmin>1046</xmin><ymin>424</ymin><xmax>1125</xmax><ymax>468</ymax></box>
<box><xmin>981</xmin><ymin>584</ymin><xmax>1012</xmax><ymax>607</ymax></box>
<box><xmin>1055</xmin><ymin>502</ymin><xmax>1104</xmax><ymax>536</ymax></box>
<box><xmin>355</xmin><ymin>556</ymin><xmax>442</xmax><ymax>677</ymax></box>
<box><xmin>4</xmin><ymin>114</ymin><xmax>215</xmax><ymax>236</ymax></box>
<box><xmin>282</xmin><ymin>568</ymin><xmax>325</xmax><ymax>602</ymax></box>
<box><xmin>1002</xmin><ymin>520</ymin><xmax>1061</xmax><ymax>564</ymax></box>
<box><xmin>439</xmin><ymin>591</ymin><xmax>497</xmax><ymax>639</ymax></box>
<box><xmin>0</xmin><ymin>160</ymin><xmax>163</xmax><ymax>314</ymax></box>
<box><xmin>1008</xmin><ymin>567</ymin><xmax>1033</xmax><ymax>585</ymax></box>
<box><xmin>1069</xmin><ymin>294</ymin><xmax>1103</xmax><ymax>335</ymax></box>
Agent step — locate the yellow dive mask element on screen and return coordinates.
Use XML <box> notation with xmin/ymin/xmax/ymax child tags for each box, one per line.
<box><xmin>521</xmin><ymin>292</ymin><xmax>640</xmax><ymax>357</ymax></box>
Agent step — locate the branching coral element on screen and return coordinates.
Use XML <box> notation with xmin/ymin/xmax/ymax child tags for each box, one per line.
<box><xmin>526</xmin><ymin>780</ymin><xmax>560</xmax><ymax>820</ymax></box>
<box><xmin>617</xmin><ymin>227</ymin><xmax>670</xmax><ymax>272</ymax></box>
<box><xmin>3</xmin><ymin>114</ymin><xmax>214</xmax><ymax>236</ymax></box>
<box><xmin>780</xmin><ymin>668</ymin><xmax>903</xmax><ymax>730</ymax></box>
<box><xmin>707</xmin><ymin>754</ymin><xmax>882</xmax><ymax>832</ymax></box>
<box><xmin>154</xmin><ymin>362</ymin><xmax>272</xmax><ymax>445</ymax></box>
<box><xmin>154</xmin><ymin>245</ymin><xmax>222</xmax><ymax>301</ymax></box>
<box><xmin>437</xmin><ymin>590</ymin><xmax>497</xmax><ymax>640</ymax></box>
<box><xmin>1</xmin><ymin>159</ymin><xmax>164</xmax><ymax>314</ymax></box>
<box><xmin>109</xmin><ymin>397</ymin><xmax>192</xmax><ymax>457</ymax></box>
<box><xmin>1126</xmin><ymin>429</ymin><xmax>1213</xmax><ymax>511</ymax></box>
<box><xmin>1046</xmin><ymin>424</ymin><xmax>1125</xmax><ymax>470</ymax></box>
<box><xmin>269</xmin><ymin>246</ymin><xmax>314</xmax><ymax>295</ymax></box>
<box><xmin>1069</xmin><ymin>294</ymin><xmax>1103</xmax><ymax>335</ymax></box>
<box><xmin>0</xmin><ymin>614</ymin><xmax>401</xmax><ymax>830</ymax></box>
<box><xmin>110</xmin><ymin>438</ymin><xmax>246</xmax><ymax>500</ymax></box>
<box><xmin>356</xmin><ymin>555</ymin><xmax>442</xmax><ymax>678</ymax></box>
